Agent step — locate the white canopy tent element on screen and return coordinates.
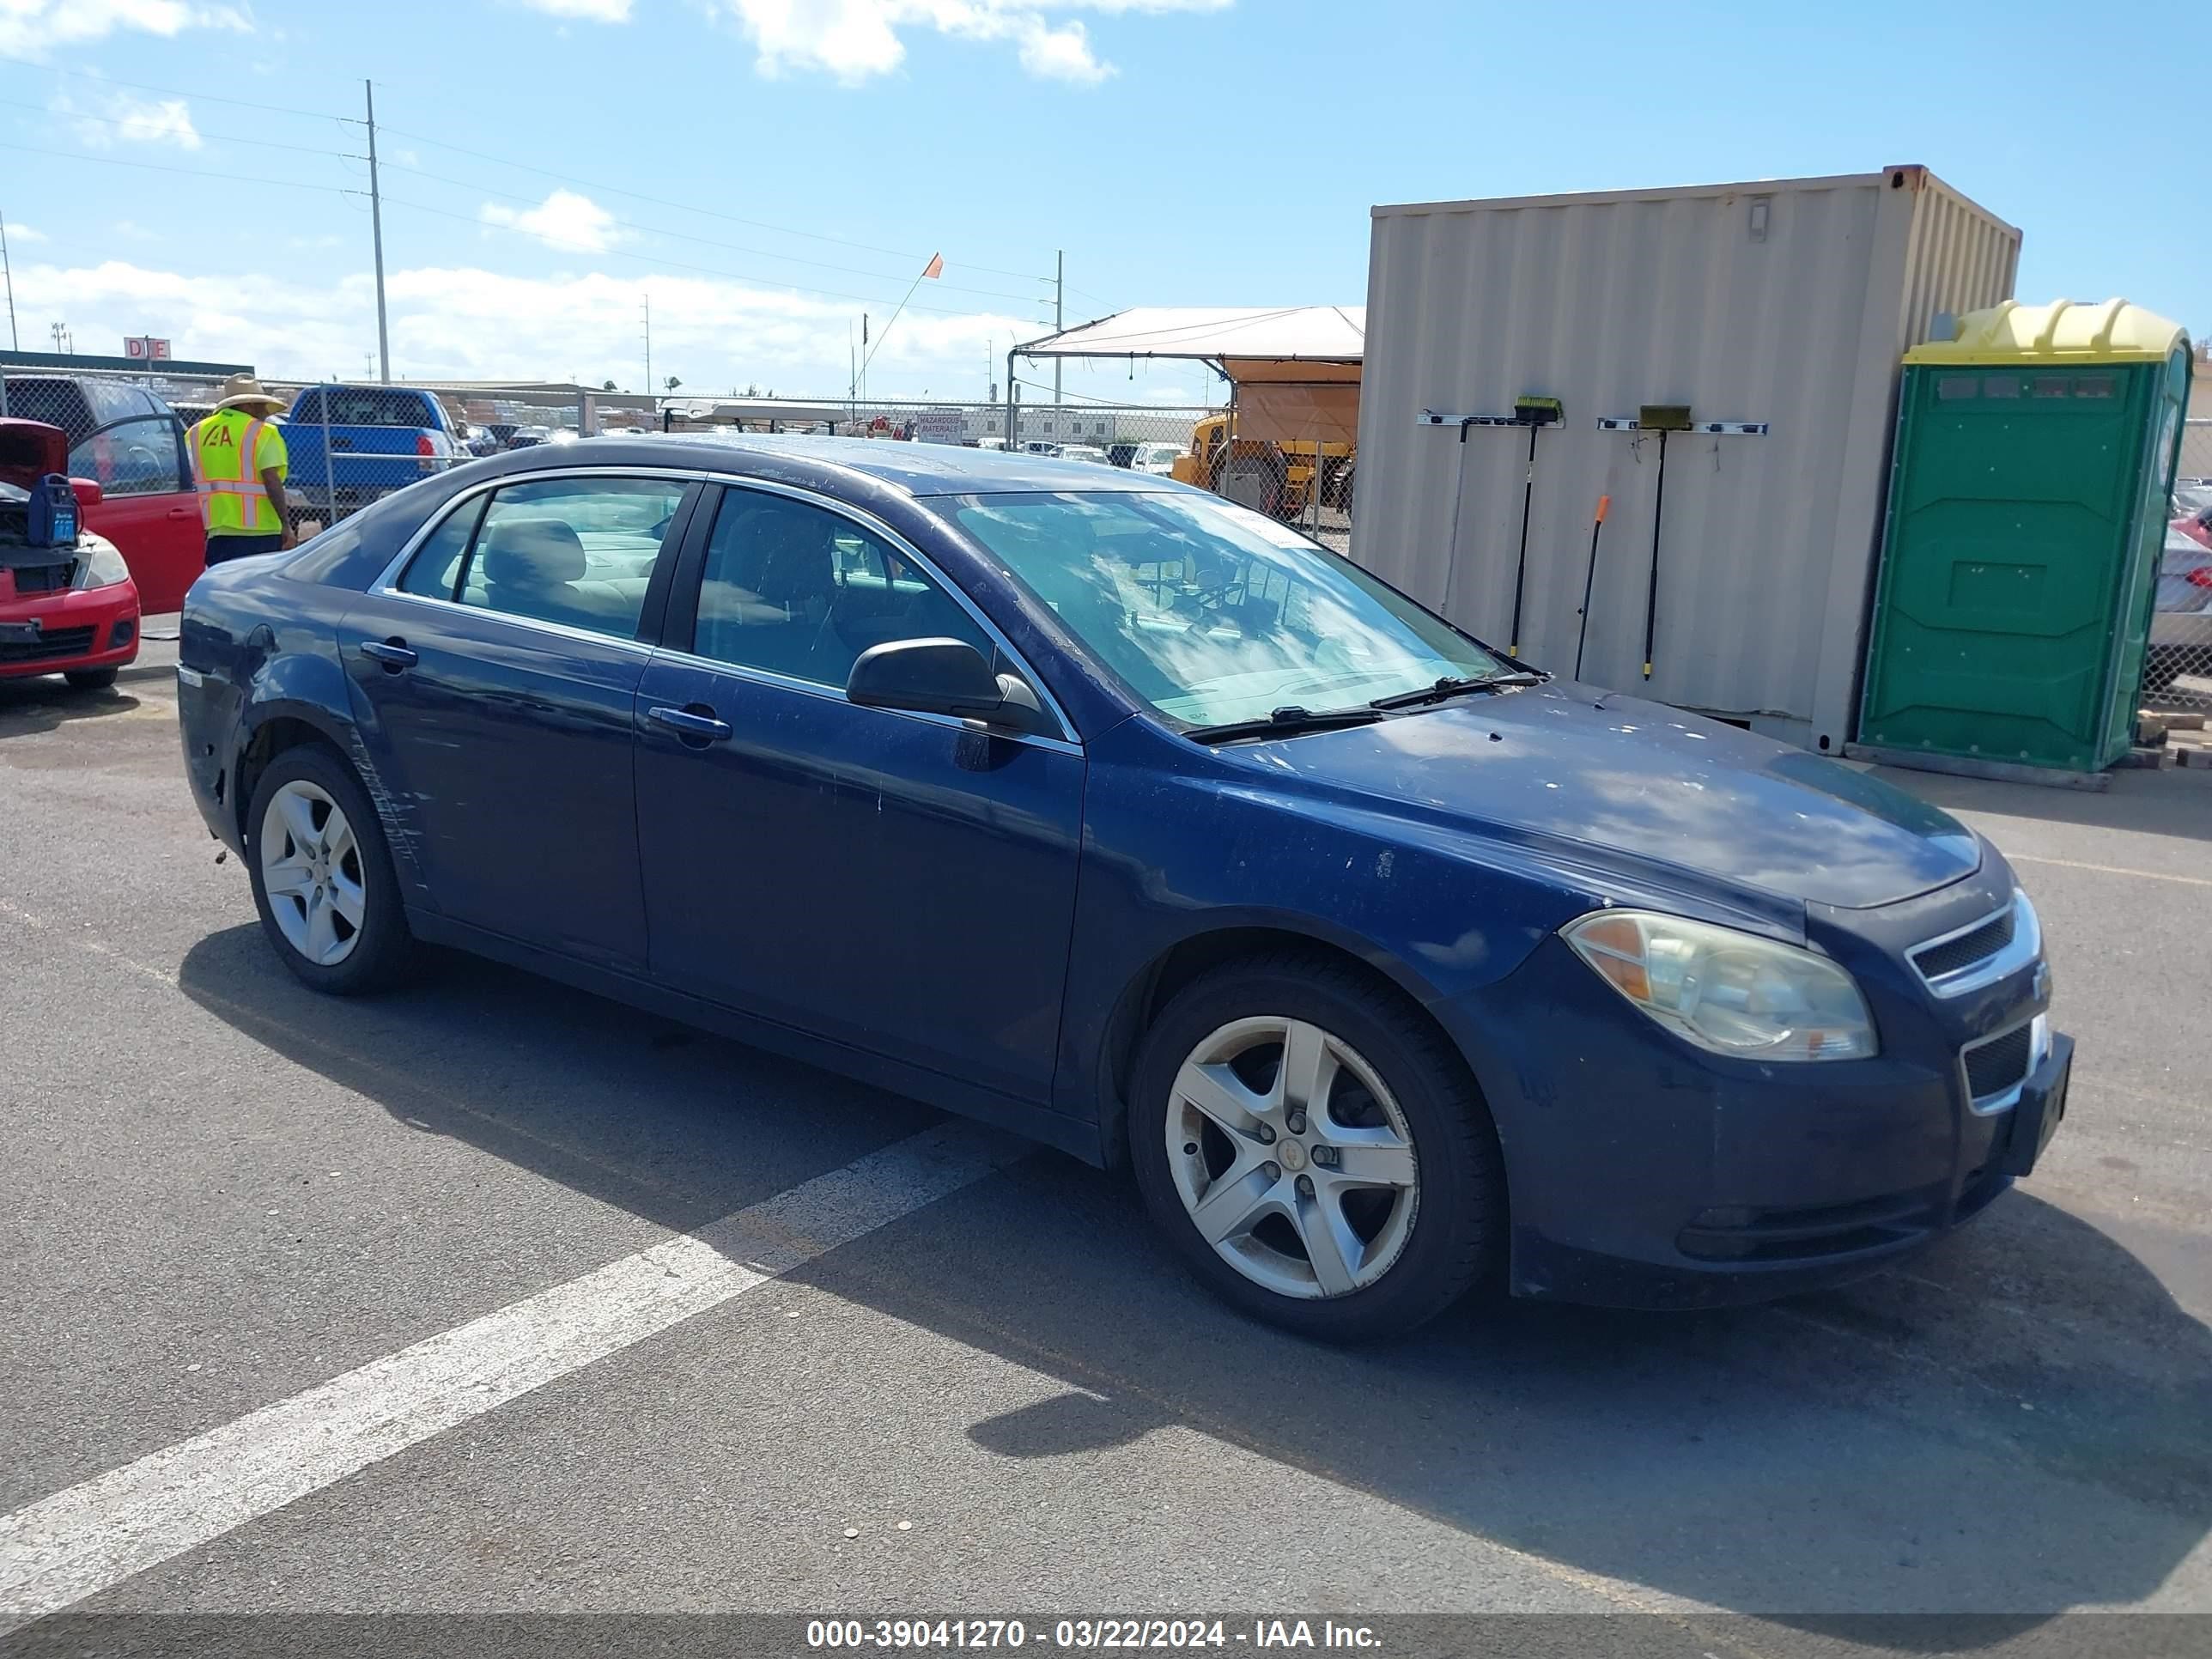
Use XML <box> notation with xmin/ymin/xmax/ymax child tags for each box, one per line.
<box><xmin>1008</xmin><ymin>306</ymin><xmax>1365</xmax><ymax>448</ymax></box>
<box><xmin>1013</xmin><ymin>306</ymin><xmax>1364</xmax><ymax>368</ymax></box>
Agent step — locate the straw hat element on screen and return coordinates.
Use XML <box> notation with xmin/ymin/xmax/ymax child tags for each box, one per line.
<box><xmin>214</xmin><ymin>373</ymin><xmax>287</xmax><ymax>414</ymax></box>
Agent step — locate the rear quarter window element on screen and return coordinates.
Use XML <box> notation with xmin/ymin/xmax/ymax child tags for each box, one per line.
<box><xmin>279</xmin><ymin>489</ymin><xmax>432</xmax><ymax>588</ymax></box>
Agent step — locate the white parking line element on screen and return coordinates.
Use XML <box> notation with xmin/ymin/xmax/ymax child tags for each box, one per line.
<box><xmin>2008</xmin><ymin>853</ymin><xmax>2212</xmax><ymax>889</ymax></box>
<box><xmin>0</xmin><ymin>1121</ymin><xmax>1021</xmax><ymax>1627</ymax></box>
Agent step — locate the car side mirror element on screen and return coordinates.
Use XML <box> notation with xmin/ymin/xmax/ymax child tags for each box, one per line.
<box><xmin>70</xmin><ymin>477</ymin><xmax>104</xmax><ymax>509</ymax></box>
<box><xmin>847</xmin><ymin>637</ymin><xmax>1052</xmax><ymax>737</ymax></box>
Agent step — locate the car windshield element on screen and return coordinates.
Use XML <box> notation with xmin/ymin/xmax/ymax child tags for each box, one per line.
<box><xmin>936</xmin><ymin>490</ymin><xmax>1503</xmax><ymax>727</ymax></box>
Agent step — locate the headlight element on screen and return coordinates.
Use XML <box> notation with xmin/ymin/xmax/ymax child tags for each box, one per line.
<box><xmin>71</xmin><ymin>543</ymin><xmax>131</xmax><ymax>590</ymax></box>
<box><xmin>1563</xmin><ymin>910</ymin><xmax>1877</xmax><ymax>1061</ymax></box>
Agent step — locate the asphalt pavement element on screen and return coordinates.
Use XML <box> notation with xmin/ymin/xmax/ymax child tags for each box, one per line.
<box><xmin>2</xmin><ymin>642</ymin><xmax>2208</xmax><ymax>1656</ymax></box>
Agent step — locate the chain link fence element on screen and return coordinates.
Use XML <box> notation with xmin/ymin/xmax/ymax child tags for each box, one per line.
<box><xmin>0</xmin><ymin>369</ymin><xmax>198</xmax><ymax>501</ymax></box>
<box><xmin>659</xmin><ymin>397</ymin><xmax>1358</xmax><ymax>547</ymax></box>
<box><xmin>2150</xmin><ymin>419</ymin><xmax>2212</xmax><ymax>716</ymax></box>
<box><xmin>7</xmin><ymin>362</ymin><xmax>2187</xmax><ymax>722</ymax></box>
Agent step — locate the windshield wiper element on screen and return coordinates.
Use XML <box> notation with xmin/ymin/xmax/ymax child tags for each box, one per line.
<box><xmin>1368</xmin><ymin>671</ymin><xmax>1547</xmax><ymax>711</ymax></box>
<box><xmin>1184</xmin><ymin>705</ymin><xmax>1386</xmax><ymax>745</ymax></box>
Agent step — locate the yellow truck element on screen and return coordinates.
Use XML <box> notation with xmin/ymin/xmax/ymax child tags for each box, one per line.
<box><xmin>1171</xmin><ymin>413</ymin><xmax>1353</xmax><ymax>521</ymax></box>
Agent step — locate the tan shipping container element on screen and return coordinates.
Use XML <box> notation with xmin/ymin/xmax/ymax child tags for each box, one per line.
<box><xmin>1352</xmin><ymin>166</ymin><xmax>2020</xmax><ymax>753</ymax></box>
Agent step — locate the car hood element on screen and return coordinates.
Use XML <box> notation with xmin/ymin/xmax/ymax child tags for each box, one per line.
<box><xmin>1229</xmin><ymin>682</ymin><xmax>1981</xmax><ymax>911</ymax></box>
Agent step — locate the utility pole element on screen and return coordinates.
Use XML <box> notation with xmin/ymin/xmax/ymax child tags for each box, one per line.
<box><xmin>51</xmin><ymin>320</ymin><xmax>67</xmax><ymax>353</ymax></box>
<box><xmin>364</xmin><ymin>81</ymin><xmax>391</xmax><ymax>385</ymax></box>
<box><xmin>641</xmin><ymin>294</ymin><xmax>652</xmax><ymax>398</ymax></box>
<box><xmin>0</xmin><ymin>208</ymin><xmax>16</xmax><ymax>352</ymax></box>
<box><xmin>1054</xmin><ymin>249</ymin><xmax>1064</xmax><ymax>405</ymax></box>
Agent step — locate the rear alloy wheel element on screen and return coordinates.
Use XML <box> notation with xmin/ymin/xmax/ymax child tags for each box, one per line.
<box><xmin>246</xmin><ymin>745</ymin><xmax>414</xmax><ymax>994</ymax></box>
<box><xmin>260</xmin><ymin>780</ymin><xmax>367</xmax><ymax>968</ymax></box>
<box><xmin>1131</xmin><ymin>954</ymin><xmax>1503</xmax><ymax>1340</ymax></box>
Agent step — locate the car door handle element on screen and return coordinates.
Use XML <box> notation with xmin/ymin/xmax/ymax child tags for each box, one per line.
<box><xmin>360</xmin><ymin>639</ymin><xmax>417</xmax><ymax>670</ymax></box>
<box><xmin>647</xmin><ymin>704</ymin><xmax>732</xmax><ymax>744</ymax></box>
<box><xmin>167</xmin><ymin>505</ymin><xmax>196</xmax><ymax>519</ymax></box>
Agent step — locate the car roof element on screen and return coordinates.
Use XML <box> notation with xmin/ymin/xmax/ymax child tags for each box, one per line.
<box><xmin>524</xmin><ymin>432</ymin><xmax>1205</xmax><ymax>497</ymax></box>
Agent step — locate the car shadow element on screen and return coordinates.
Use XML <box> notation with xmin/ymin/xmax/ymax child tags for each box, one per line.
<box><xmin>1870</xmin><ymin>762</ymin><xmax>2212</xmax><ymax>845</ymax></box>
<box><xmin>0</xmin><ymin>676</ymin><xmax>146</xmax><ymax>737</ymax></box>
<box><xmin>175</xmin><ymin>927</ymin><xmax>2212</xmax><ymax>1641</ymax></box>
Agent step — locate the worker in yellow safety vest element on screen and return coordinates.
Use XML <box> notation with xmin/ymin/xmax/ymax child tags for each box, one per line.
<box><xmin>188</xmin><ymin>374</ymin><xmax>295</xmax><ymax>566</ymax></box>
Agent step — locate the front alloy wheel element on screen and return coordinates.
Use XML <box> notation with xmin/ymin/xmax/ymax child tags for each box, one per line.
<box><xmin>1130</xmin><ymin>952</ymin><xmax>1503</xmax><ymax>1340</ymax></box>
<box><xmin>1167</xmin><ymin>1016</ymin><xmax>1419</xmax><ymax>1299</ymax></box>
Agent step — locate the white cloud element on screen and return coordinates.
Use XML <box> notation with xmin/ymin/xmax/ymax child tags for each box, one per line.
<box><xmin>3</xmin><ymin>256</ymin><xmax>1033</xmax><ymax>398</ymax></box>
<box><xmin>0</xmin><ymin>0</ymin><xmax>248</xmax><ymax>58</ymax></box>
<box><xmin>56</xmin><ymin>90</ymin><xmax>203</xmax><ymax>150</ymax></box>
<box><xmin>513</xmin><ymin>0</ymin><xmax>633</xmax><ymax>17</ymax></box>
<box><xmin>479</xmin><ymin>190</ymin><xmax>627</xmax><ymax>254</ymax></box>
<box><xmin>3</xmin><ymin>222</ymin><xmax>47</xmax><ymax>244</ymax></box>
<box><xmin>714</xmin><ymin>0</ymin><xmax>1229</xmax><ymax>85</ymax></box>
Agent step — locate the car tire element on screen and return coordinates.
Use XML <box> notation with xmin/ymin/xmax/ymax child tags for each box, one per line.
<box><xmin>63</xmin><ymin>667</ymin><xmax>118</xmax><ymax>690</ymax></box>
<box><xmin>246</xmin><ymin>743</ymin><xmax>415</xmax><ymax>995</ymax></box>
<box><xmin>1129</xmin><ymin>951</ymin><xmax>1504</xmax><ymax>1341</ymax></box>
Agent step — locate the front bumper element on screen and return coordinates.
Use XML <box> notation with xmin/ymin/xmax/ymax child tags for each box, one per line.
<box><xmin>1438</xmin><ymin>882</ymin><xmax>2065</xmax><ymax>1310</ymax></box>
<box><xmin>0</xmin><ymin>583</ymin><xmax>141</xmax><ymax>679</ymax></box>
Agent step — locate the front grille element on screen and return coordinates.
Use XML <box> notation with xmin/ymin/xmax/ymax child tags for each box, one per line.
<box><xmin>0</xmin><ymin>624</ymin><xmax>97</xmax><ymax>663</ymax></box>
<box><xmin>4</xmin><ymin>560</ymin><xmax>76</xmax><ymax>594</ymax></box>
<box><xmin>1964</xmin><ymin>1024</ymin><xmax>2033</xmax><ymax>1101</ymax></box>
<box><xmin>1914</xmin><ymin>908</ymin><xmax>2015</xmax><ymax>981</ymax></box>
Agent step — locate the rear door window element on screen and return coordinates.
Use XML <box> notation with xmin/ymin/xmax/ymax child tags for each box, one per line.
<box><xmin>400</xmin><ymin>476</ymin><xmax>689</xmax><ymax>640</ymax></box>
<box><xmin>398</xmin><ymin>496</ymin><xmax>489</xmax><ymax>600</ymax></box>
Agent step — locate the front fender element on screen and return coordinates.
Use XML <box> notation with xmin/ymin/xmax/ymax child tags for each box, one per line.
<box><xmin>1051</xmin><ymin>722</ymin><xmax>1600</xmax><ymax>1149</ymax></box>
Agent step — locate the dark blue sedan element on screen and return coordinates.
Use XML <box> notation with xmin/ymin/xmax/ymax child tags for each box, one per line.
<box><xmin>176</xmin><ymin>437</ymin><xmax>2071</xmax><ymax>1339</ymax></box>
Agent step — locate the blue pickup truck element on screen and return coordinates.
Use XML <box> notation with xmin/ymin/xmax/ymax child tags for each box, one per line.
<box><xmin>280</xmin><ymin>385</ymin><xmax>461</xmax><ymax>525</ymax></box>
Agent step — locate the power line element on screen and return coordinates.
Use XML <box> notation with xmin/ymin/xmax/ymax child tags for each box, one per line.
<box><xmin>0</xmin><ymin>95</ymin><xmax>354</xmax><ymax>161</ymax></box>
<box><xmin>1</xmin><ymin>55</ymin><xmax>1069</xmax><ymax>313</ymax></box>
<box><xmin>0</xmin><ymin>52</ymin><xmax>359</xmax><ymax>124</ymax></box>
<box><xmin>373</xmin><ymin>157</ymin><xmax>1045</xmax><ymax>304</ymax></box>
<box><xmin>373</xmin><ymin>121</ymin><xmax>1051</xmax><ymax>283</ymax></box>
<box><xmin>375</xmin><ymin>193</ymin><xmax>1018</xmax><ymax>320</ymax></box>
<box><xmin>0</xmin><ymin>139</ymin><xmax>353</xmax><ymax>196</ymax></box>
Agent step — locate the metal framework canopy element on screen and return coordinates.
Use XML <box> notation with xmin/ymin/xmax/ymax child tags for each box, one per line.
<box><xmin>1013</xmin><ymin>306</ymin><xmax>1364</xmax><ymax>445</ymax></box>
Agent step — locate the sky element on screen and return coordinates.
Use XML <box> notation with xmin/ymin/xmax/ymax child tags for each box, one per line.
<box><xmin>0</xmin><ymin>0</ymin><xmax>2201</xmax><ymax>407</ymax></box>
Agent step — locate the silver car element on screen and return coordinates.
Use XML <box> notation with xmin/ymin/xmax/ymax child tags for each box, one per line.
<box><xmin>2149</xmin><ymin>482</ymin><xmax>2212</xmax><ymax>691</ymax></box>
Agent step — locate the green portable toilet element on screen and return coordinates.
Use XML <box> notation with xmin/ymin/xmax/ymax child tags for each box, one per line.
<box><xmin>1858</xmin><ymin>299</ymin><xmax>2193</xmax><ymax>773</ymax></box>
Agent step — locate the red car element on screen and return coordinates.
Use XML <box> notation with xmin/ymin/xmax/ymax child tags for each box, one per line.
<box><xmin>1</xmin><ymin>422</ymin><xmax>141</xmax><ymax>690</ymax></box>
<box><xmin>1</xmin><ymin>373</ymin><xmax>204</xmax><ymax>613</ymax></box>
